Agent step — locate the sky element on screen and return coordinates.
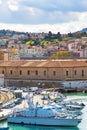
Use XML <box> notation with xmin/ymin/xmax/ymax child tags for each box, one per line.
<box><xmin>0</xmin><ymin>0</ymin><xmax>87</xmax><ymax>34</ymax></box>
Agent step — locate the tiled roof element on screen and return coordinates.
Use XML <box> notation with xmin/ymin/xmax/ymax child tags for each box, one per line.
<box><xmin>0</xmin><ymin>59</ymin><xmax>87</xmax><ymax>68</ymax></box>
<box><xmin>0</xmin><ymin>60</ymin><xmax>28</xmax><ymax>67</ymax></box>
<box><xmin>60</xmin><ymin>60</ymin><xmax>87</xmax><ymax>67</ymax></box>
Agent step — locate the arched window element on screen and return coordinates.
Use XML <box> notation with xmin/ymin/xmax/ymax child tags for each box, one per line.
<box><xmin>20</xmin><ymin>70</ymin><xmax>22</xmax><ymax>75</ymax></box>
<box><xmin>53</xmin><ymin>71</ymin><xmax>56</xmax><ymax>76</ymax></box>
<box><xmin>2</xmin><ymin>70</ymin><xmax>4</xmax><ymax>74</ymax></box>
<box><xmin>35</xmin><ymin>70</ymin><xmax>38</xmax><ymax>75</ymax></box>
<box><xmin>27</xmin><ymin>70</ymin><xmax>30</xmax><ymax>75</ymax></box>
<box><xmin>44</xmin><ymin>71</ymin><xmax>46</xmax><ymax>76</ymax></box>
<box><xmin>66</xmin><ymin>71</ymin><xmax>68</xmax><ymax>76</ymax></box>
<box><xmin>82</xmin><ymin>70</ymin><xmax>84</xmax><ymax>77</ymax></box>
<box><xmin>10</xmin><ymin>70</ymin><xmax>12</xmax><ymax>75</ymax></box>
<box><xmin>74</xmin><ymin>70</ymin><xmax>77</xmax><ymax>75</ymax></box>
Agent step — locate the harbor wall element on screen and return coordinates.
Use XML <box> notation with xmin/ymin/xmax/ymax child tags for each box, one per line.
<box><xmin>4</xmin><ymin>79</ymin><xmax>87</xmax><ymax>92</ymax></box>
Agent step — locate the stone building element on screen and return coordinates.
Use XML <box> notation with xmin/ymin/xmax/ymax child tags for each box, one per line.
<box><xmin>0</xmin><ymin>59</ymin><xmax>87</xmax><ymax>82</ymax></box>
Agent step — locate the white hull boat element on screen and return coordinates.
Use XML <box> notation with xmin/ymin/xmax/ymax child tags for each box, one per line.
<box><xmin>7</xmin><ymin>116</ymin><xmax>81</xmax><ymax>126</ymax></box>
<box><xmin>7</xmin><ymin>92</ymin><xmax>82</xmax><ymax>127</ymax></box>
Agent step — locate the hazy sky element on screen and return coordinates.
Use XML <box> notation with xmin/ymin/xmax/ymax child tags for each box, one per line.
<box><xmin>0</xmin><ymin>0</ymin><xmax>87</xmax><ymax>33</ymax></box>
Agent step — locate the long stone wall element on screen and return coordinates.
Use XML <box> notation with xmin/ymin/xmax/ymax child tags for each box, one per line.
<box><xmin>1</xmin><ymin>60</ymin><xmax>87</xmax><ymax>83</ymax></box>
<box><xmin>5</xmin><ymin>79</ymin><xmax>63</xmax><ymax>88</ymax></box>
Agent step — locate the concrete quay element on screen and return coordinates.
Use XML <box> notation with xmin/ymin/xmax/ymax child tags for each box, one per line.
<box><xmin>4</xmin><ymin>79</ymin><xmax>87</xmax><ymax>93</ymax></box>
<box><xmin>0</xmin><ymin>91</ymin><xmax>14</xmax><ymax>104</ymax></box>
<box><xmin>54</xmin><ymin>88</ymin><xmax>87</xmax><ymax>93</ymax></box>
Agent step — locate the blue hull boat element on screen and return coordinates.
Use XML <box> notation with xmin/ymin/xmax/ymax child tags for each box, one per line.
<box><xmin>0</xmin><ymin>127</ymin><xmax>9</xmax><ymax>130</ymax></box>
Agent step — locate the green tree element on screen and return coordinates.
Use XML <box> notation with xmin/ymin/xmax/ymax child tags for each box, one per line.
<box><xmin>26</xmin><ymin>40</ymin><xmax>35</xmax><ymax>45</ymax></box>
<box><xmin>48</xmin><ymin>31</ymin><xmax>52</xmax><ymax>37</ymax></box>
<box><xmin>56</xmin><ymin>32</ymin><xmax>62</xmax><ymax>41</ymax></box>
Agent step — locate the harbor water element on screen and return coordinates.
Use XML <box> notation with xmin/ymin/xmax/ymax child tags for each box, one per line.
<box><xmin>0</xmin><ymin>92</ymin><xmax>87</xmax><ymax>130</ymax></box>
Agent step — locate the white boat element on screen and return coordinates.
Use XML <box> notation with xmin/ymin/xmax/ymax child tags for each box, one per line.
<box><xmin>0</xmin><ymin>114</ymin><xmax>7</xmax><ymax>121</ymax></box>
<box><xmin>7</xmin><ymin>93</ymin><xmax>81</xmax><ymax>126</ymax></box>
<box><xmin>7</xmin><ymin>116</ymin><xmax>81</xmax><ymax>126</ymax></box>
<box><xmin>64</xmin><ymin>101</ymin><xmax>85</xmax><ymax>111</ymax></box>
<box><xmin>7</xmin><ymin>107</ymin><xmax>81</xmax><ymax>126</ymax></box>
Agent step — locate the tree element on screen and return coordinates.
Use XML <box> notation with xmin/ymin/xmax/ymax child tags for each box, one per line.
<box><xmin>40</xmin><ymin>40</ymin><xmax>51</xmax><ymax>47</ymax></box>
<box><xmin>48</xmin><ymin>31</ymin><xmax>52</xmax><ymax>37</ymax></box>
<box><xmin>68</xmin><ymin>32</ymin><xmax>73</xmax><ymax>37</ymax></box>
<box><xmin>57</xmin><ymin>51</ymin><xmax>72</xmax><ymax>58</ymax></box>
<box><xmin>56</xmin><ymin>32</ymin><xmax>62</xmax><ymax>41</ymax></box>
<box><xmin>26</xmin><ymin>40</ymin><xmax>35</xmax><ymax>45</ymax></box>
<box><xmin>54</xmin><ymin>39</ymin><xmax>59</xmax><ymax>43</ymax></box>
<box><xmin>49</xmin><ymin>51</ymin><xmax>72</xmax><ymax>59</ymax></box>
<box><xmin>49</xmin><ymin>53</ymin><xmax>58</xmax><ymax>59</ymax></box>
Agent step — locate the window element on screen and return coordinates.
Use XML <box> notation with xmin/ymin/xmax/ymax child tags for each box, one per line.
<box><xmin>44</xmin><ymin>71</ymin><xmax>46</xmax><ymax>76</ymax></box>
<box><xmin>53</xmin><ymin>71</ymin><xmax>56</xmax><ymax>76</ymax></box>
<box><xmin>27</xmin><ymin>70</ymin><xmax>30</xmax><ymax>75</ymax></box>
<box><xmin>20</xmin><ymin>70</ymin><xmax>22</xmax><ymax>75</ymax></box>
<box><xmin>2</xmin><ymin>70</ymin><xmax>4</xmax><ymax>74</ymax></box>
<box><xmin>82</xmin><ymin>70</ymin><xmax>84</xmax><ymax>77</ymax></box>
<box><xmin>35</xmin><ymin>70</ymin><xmax>38</xmax><ymax>75</ymax></box>
<box><xmin>66</xmin><ymin>71</ymin><xmax>68</xmax><ymax>76</ymax></box>
<box><xmin>74</xmin><ymin>70</ymin><xmax>77</xmax><ymax>75</ymax></box>
<box><xmin>10</xmin><ymin>70</ymin><xmax>12</xmax><ymax>75</ymax></box>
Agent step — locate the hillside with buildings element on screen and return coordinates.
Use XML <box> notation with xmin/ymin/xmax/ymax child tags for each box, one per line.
<box><xmin>0</xmin><ymin>29</ymin><xmax>87</xmax><ymax>60</ymax></box>
<box><xmin>0</xmin><ymin>29</ymin><xmax>87</xmax><ymax>88</ymax></box>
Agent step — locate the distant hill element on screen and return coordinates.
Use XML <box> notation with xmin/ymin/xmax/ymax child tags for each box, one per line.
<box><xmin>81</xmin><ymin>28</ymin><xmax>87</xmax><ymax>33</ymax></box>
<box><xmin>0</xmin><ymin>29</ymin><xmax>28</xmax><ymax>37</ymax></box>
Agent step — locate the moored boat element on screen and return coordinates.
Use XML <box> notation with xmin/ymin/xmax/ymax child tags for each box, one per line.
<box><xmin>7</xmin><ymin>93</ymin><xmax>81</xmax><ymax>127</ymax></box>
<box><xmin>0</xmin><ymin>115</ymin><xmax>7</xmax><ymax>121</ymax></box>
<box><xmin>0</xmin><ymin>127</ymin><xmax>9</xmax><ymax>130</ymax></box>
<box><xmin>7</xmin><ymin>115</ymin><xmax>81</xmax><ymax>126</ymax></box>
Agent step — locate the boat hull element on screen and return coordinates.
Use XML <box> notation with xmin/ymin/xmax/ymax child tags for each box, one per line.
<box><xmin>0</xmin><ymin>127</ymin><xmax>9</xmax><ymax>130</ymax></box>
<box><xmin>7</xmin><ymin>116</ymin><xmax>81</xmax><ymax>126</ymax></box>
<box><xmin>0</xmin><ymin>116</ymin><xmax>7</xmax><ymax>121</ymax></box>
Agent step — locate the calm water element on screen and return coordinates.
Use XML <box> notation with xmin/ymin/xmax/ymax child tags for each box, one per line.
<box><xmin>0</xmin><ymin>92</ymin><xmax>87</xmax><ymax>130</ymax></box>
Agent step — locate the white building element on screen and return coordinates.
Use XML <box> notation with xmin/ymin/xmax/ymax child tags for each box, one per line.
<box><xmin>68</xmin><ymin>43</ymin><xmax>79</xmax><ymax>51</ymax></box>
<box><xmin>20</xmin><ymin>46</ymin><xmax>44</xmax><ymax>58</ymax></box>
<box><xmin>80</xmin><ymin>47</ymin><xmax>87</xmax><ymax>58</ymax></box>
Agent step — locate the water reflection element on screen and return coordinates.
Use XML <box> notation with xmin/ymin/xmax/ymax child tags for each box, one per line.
<box><xmin>9</xmin><ymin>124</ymin><xmax>79</xmax><ymax>130</ymax></box>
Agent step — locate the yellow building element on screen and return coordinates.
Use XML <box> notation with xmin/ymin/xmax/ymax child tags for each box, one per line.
<box><xmin>0</xmin><ymin>59</ymin><xmax>87</xmax><ymax>82</ymax></box>
<box><xmin>0</xmin><ymin>51</ymin><xmax>4</xmax><ymax>60</ymax></box>
<box><xmin>4</xmin><ymin>53</ymin><xmax>9</xmax><ymax>61</ymax></box>
<box><xmin>0</xmin><ymin>51</ymin><xmax>9</xmax><ymax>61</ymax></box>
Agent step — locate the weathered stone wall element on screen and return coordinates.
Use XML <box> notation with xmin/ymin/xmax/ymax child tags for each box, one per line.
<box><xmin>5</xmin><ymin>79</ymin><xmax>63</xmax><ymax>88</ymax></box>
<box><xmin>0</xmin><ymin>60</ymin><xmax>87</xmax><ymax>83</ymax></box>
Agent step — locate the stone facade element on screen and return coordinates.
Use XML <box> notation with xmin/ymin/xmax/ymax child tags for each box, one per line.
<box><xmin>0</xmin><ymin>59</ymin><xmax>87</xmax><ymax>81</ymax></box>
